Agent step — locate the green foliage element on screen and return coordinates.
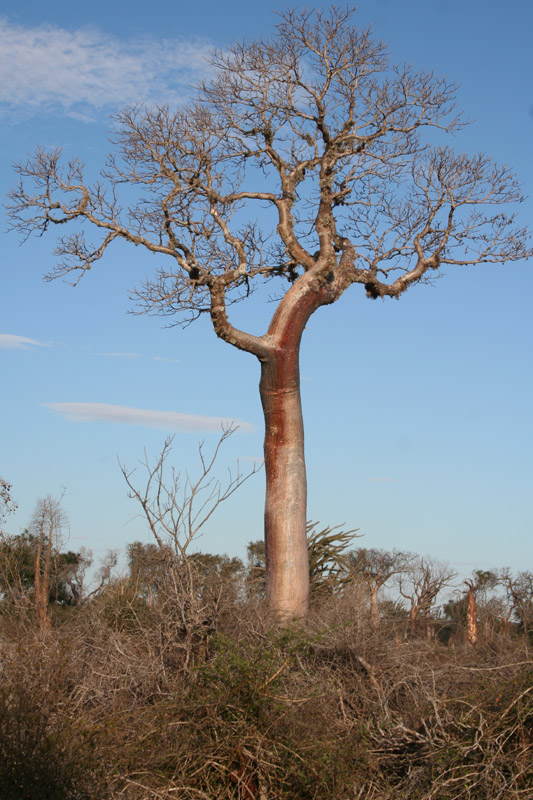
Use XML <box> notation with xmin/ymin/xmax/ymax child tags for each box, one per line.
<box><xmin>0</xmin><ymin>478</ymin><xmax>17</xmax><ymax>529</ymax></box>
<box><xmin>0</xmin><ymin>529</ymin><xmax>86</xmax><ymax>608</ymax></box>
<box><xmin>0</xmin><ymin>529</ymin><xmax>36</xmax><ymax>594</ymax></box>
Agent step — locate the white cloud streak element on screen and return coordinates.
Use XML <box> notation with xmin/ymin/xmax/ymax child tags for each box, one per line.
<box><xmin>0</xmin><ymin>334</ymin><xmax>51</xmax><ymax>350</ymax></box>
<box><xmin>154</xmin><ymin>356</ymin><xmax>181</xmax><ymax>364</ymax></box>
<box><xmin>0</xmin><ymin>18</ymin><xmax>213</xmax><ymax>119</ymax></box>
<box><xmin>99</xmin><ymin>352</ymin><xmax>141</xmax><ymax>359</ymax></box>
<box><xmin>43</xmin><ymin>402</ymin><xmax>254</xmax><ymax>433</ymax></box>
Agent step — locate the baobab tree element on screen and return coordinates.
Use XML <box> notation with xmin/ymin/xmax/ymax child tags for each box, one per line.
<box><xmin>8</xmin><ymin>8</ymin><xmax>530</xmax><ymax>618</ymax></box>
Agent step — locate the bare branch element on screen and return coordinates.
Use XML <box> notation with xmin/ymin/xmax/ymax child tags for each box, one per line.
<box><xmin>8</xmin><ymin>7</ymin><xmax>528</xmax><ymax>325</ymax></box>
<box><xmin>120</xmin><ymin>425</ymin><xmax>261</xmax><ymax>560</ymax></box>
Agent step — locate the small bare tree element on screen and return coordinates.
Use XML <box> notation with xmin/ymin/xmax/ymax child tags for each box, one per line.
<box><xmin>9</xmin><ymin>8</ymin><xmax>531</xmax><ymax>617</ymax></box>
<box><xmin>497</xmin><ymin>568</ymin><xmax>533</xmax><ymax>642</ymax></box>
<box><xmin>120</xmin><ymin>425</ymin><xmax>258</xmax><ymax>649</ymax></box>
<box><xmin>346</xmin><ymin>548</ymin><xmax>415</xmax><ymax>628</ymax></box>
<box><xmin>400</xmin><ymin>557</ymin><xmax>457</xmax><ymax>639</ymax></box>
<box><xmin>121</xmin><ymin>425</ymin><xmax>258</xmax><ymax>557</ymax></box>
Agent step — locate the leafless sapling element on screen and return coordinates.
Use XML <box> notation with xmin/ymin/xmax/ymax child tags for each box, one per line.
<box><xmin>120</xmin><ymin>425</ymin><xmax>259</xmax><ymax>642</ymax></box>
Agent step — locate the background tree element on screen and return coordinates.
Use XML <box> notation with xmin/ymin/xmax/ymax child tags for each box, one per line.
<box><xmin>189</xmin><ymin>552</ymin><xmax>245</xmax><ymax>614</ymax></box>
<box><xmin>306</xmin><ymin>522</ymin><xmax>360</xmax><ymax>595</ymax></box>
<box><xmin>246</xmin><ymin>539</ymin><xmax>268</xmax><ymax>601</ymax></box>
<box><xmin>497</xmin><ymin>568</ymin><xmax>533</xmax><ymax>642</ymax></box>
<box><xmin>30</xmin><ymin>495</ymin><xmax>68</xmax><ymax>633</ymax></box>
<box><xmin>127</xmin><ymin>541</ymin><xmax>170</xmax><ymax>607</ymax></box>
<box><xmin>464</xmin><ymin>579</ymin><xmax>478</xmax><ymax>646</ymax></box>
<box><xmin>8</xmin><ymin>7</ymin><xmax>530</xmax><ymax>617</ymax></box>
<box><xmin>399</xmin><ymin>557</ymin><xmax>456</xmax><ymax>639</ymax></box>
<box><xmin>0</xmin><ymin>530</ymin><xmax>37</xmax><ymax>609</ymax></box>
<box><xmin>0</xmin><ymin>479</ymin><xmax>17</xmax><ymax>532</ymax></box>
<box><xmin>462</xmin><ymin>570</ymin><xmax>499</xmax><ymax>645</ymax></box>
<box><xmin>345</xmin><ymin>548</ymin><xmax>414</xmax><ymax>628</ymax></box>
<box><xmin>0</xmin><ymin>498</ymin><xmax>90</xmax><ymax>620</ymax></box>
<box><xmin>54</xmin><ymin>546</ymin><xmax>93</xmax><ymax>606</ymax></box>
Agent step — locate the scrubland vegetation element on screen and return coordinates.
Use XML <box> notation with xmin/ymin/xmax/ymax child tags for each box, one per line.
<box><xmin>1</xmin><ymin>477</ymin><xmax>532</xmax><ymax>800</ymax></box>
<box><xmin>4</xmin><ymin>5</ymin><xmax>532</xmax><ymax>795</ymax></box>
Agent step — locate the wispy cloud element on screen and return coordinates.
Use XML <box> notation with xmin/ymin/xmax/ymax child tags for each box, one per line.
<box><xmin>0</xmin><ymin>18</ymin><xmax>213</xmax><ymax>119</ymax></box>
<box><xmin>365</xmin><ymin>477</ymin><xmax>397</xmax><ymax>483</ymax></box>
<box><xmin>43</xmin><ymin>402</ymin><xmax>254</xmax><ymax>433</ymax></box>
<box><xmin>154</xmin><ymin>356</ymin><xmax>181</xmax><ymax>364</ymax></box>
<box><xmin>0</xmin><ymin>334</ymin><xmax>51</xmax><ymax>350</ymax></box>
<box><xmin>99</xmin><ymin>352</ymin><xmax>141</xmax><ymax>359</ymax></box>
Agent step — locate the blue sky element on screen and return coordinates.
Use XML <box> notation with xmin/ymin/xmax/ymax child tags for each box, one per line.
<box><xmin>1</xmin><ymin>0</ymin><xmax>531</xmax><ymax>578</ymax></box>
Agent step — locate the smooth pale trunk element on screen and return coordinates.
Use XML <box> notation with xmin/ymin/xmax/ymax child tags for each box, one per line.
<box><xmin>214</xmin><ymin>265</ymin><xmax>352</xmax><ymax>619</ymax></box>
<box><xmin>260</xmin><ymin>347</ymin><xmax>309</xmax><ymax>618</ymax></box>
<box><xmin>257</xmin><ymin>275</ymin><xmax>329</xmax><ymax>618</ymax></box>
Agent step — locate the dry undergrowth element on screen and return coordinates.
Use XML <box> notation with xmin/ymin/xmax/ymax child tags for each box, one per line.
<box><xmin>0</xmin><ymin>573</ymin><xmax>531</xmax><ymax>800</ymax></box>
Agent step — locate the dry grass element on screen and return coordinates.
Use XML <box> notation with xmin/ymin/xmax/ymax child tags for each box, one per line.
<box><xmin>0</xmin><ymin>569</ymin><xmax>531</xmax><ymax>799</ymax></box>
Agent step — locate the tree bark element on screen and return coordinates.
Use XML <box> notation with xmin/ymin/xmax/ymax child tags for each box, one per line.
<box><xmin>466</xmin><ymin>583</ymin><xmax>478</xmax><ymax>645</ymax></box>
<box><xmin>211</xmin><ymin>258</ymin><xmax>355</xmax><ymax>619</ymax></box>
<box><xmin>260</xmin><ymin>348</ymin><xmax>308</xmax><ymax>617</ymax></box>
<box><xmin>258</xmin><ymin>274</ymin><xmax>337</xmax><ymax>618</ymax></box>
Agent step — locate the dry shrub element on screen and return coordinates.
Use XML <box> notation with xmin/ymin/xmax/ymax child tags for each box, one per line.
<box><xmin>0</xmin><ymin>569</ymin><xmax>531</xmax><ymax>799</ymax></box>
<box><xmin>0</xmin><ymin>633</ymin><xmax>108</xmax><ymax>799</ymax></box>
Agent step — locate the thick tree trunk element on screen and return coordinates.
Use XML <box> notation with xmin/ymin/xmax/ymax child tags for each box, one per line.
<box><xmin>257</xmin><ymin>273</ymin><xmax>336</xmax><ymax>618</ymax></box>
<box><xmin>210</xmin><ymin>256</ymin><xmax>356</xmax><ymax>620</ymax></box>
<box><xmin>260</xmin><ymin>346</ymin><xmax>309</xmax><ymax>618</ymax></box>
